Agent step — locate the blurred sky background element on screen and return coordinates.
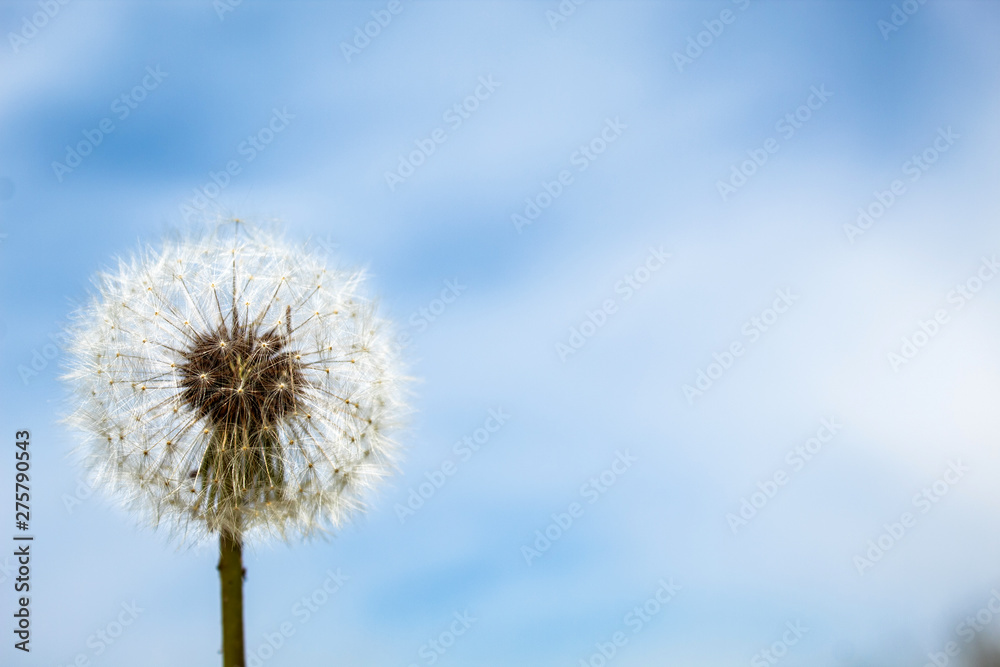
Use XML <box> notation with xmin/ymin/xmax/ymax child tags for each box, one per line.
<box><xmin>2</xmin><ymin>1</ymin><xmax>1000</xmax><ymax>666</ymax></box>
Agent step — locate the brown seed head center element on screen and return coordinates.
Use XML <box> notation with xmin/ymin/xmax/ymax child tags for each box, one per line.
<box><xmin>178</xmin><ymin>324</ymin><xmax>303</xmax><ymax>426</ymax></box>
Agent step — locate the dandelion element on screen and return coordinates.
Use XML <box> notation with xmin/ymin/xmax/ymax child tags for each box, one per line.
<box><xmin>62</xmin><ymin>220</ymin><xmax>407</xmax><ymax>666</ymax></box>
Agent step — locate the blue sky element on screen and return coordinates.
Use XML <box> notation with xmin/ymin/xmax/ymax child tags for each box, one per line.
<box><xmin>2</xmin><ymin>1</ymin><xmax>1000</xmax><ymax>665</ymax></box>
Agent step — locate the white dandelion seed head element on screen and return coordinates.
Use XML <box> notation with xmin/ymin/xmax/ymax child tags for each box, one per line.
<box><xmin>62</xmin><ymin>220</ymin><xmax>408</xmax><ymax>545</ymax></box>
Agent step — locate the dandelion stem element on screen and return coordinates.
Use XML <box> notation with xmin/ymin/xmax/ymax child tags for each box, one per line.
<box><xmin>218</xmin><ymin>530</ymin><xmax>246</xmax><ymax>667</ymax></box>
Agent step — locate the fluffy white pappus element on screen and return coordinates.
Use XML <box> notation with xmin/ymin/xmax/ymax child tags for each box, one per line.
<box><xmin>62</xmin><ymin>221</ymin><xmax>407</xmax><ymax>545</ymax></box>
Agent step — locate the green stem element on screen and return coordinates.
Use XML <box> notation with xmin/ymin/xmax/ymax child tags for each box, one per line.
<box><xmin>219</xmin><ymin>530</ymin><xmax>246</xmax><ymax>667</ymax></box>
